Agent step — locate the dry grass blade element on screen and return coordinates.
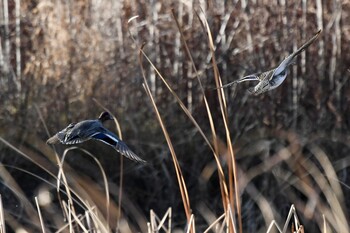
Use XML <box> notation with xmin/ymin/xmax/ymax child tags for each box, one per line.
<box><xmin>0</xmin><ymin>195</ymin><xmax>5</xmax><ymax>233</ymax></box>
<box><xmin>0</xmin><ymin>137</ymin><xmax>57</xmax><ymax>179</ymax></box>
<box><xmin>244</xmin><ymin>183</ymin><xmax>275</xmax><ymax>228</ymax></box>
<box><xmin>298</xmin><ymin>152</ymin><xmax>349</xmax><ymax>232</ymax></box>
<box><xmin>310</xmin><ymin>144</ymin><xmax>346</xmax><ymax>204</ymax></box>
<box><xmin>35</xmin><ymin>105</ymin><xmax>64</xmax><ymax>179</ymax></box>
<box><xmin>55</xmin><ymin>211</ymin><xmax>88</xmax><ymax>233</ymax></box>
<box><xmin>171</xmin><ymin>9</ymin><xmax>230</xmax><ymax>211</ymax></box>
<box><xmin>196</xmin><ymin>9</ymin><xmax>242</xmax><ymax>233</ymax></box>
<box><xmin>203</xmin><ymin>212</ymin><xmax>225</xmax><ymax>233</ymax></box>
<box><xmin>128</xmin><ymin>14</ymin><xmax>233</xmax><ymax>232</ymax></box>
<box><xmin>61</xmin><ymin>200</ymin><xmax>73</xmax><ymax>232</ymax></box>
<box><xmin>137</xmin><ymin>43</ymin><xmax>193</xmax><ymax>232</ymax></box>
<box><xmin>35</xmin><ymin>104</ymin><xmax>74</xmax><ymax>223</ymax></box>
<box><xmin>57</xmin><ymin>147</ymin><xmax>110</xmax><ymax>230</ymax></box>
<box><xmin>35</xmin><ymin>197</ymin><xmax>46</xmax><ymax>233</ymax></box>
<box><xmin>93</xmin><ymin>97</ymin><xmax>124</xmax><ymax>229</ymax></box>
<box><xmin>149</xmin><ymin>208</ymin><xmax>172</xmax><ymax>232</ymax></box>
<box><xmin>133</xmin><ymin>42</ymin><xmax>215</xmax><ymax>152</ymax></box>
<box><xmin>85</xmin><ymin>211</ymin><xmax>92</xmax><ymax>232</ymax></box>
<box><xmin>323</xmin><ymin>214</ymin><xmax>327</xmax><ymax>233</ymax></box>
<box><xmin>129</xmin><ymin>14</ymin><xmax>230</xmax><ymax>215</ymax></box>
<box><xmin>268</xmin><ymin>132</ymin><xmax>349</xmax><ymax>232</ymax></box>
<box><xmin>2</xmin><ymin>164</ymin><xmax>94</xmax><ymax>219</ymax></box>
<box><xmin>127</xmin><ymin>16</ymin><xmax>215</xmax><ymax>154</ymax></box>
<box><xmin>266</xmin><ymin>205</ymin><xmax>301</xmax><ymax>233</ymax></box>
<box><xmin>0</xmin><ymin>161</ymin><xmax>41</xmax><ymax>227</ymax></box>
<box><xmin>282</xmin><ymin>205</ymin><xmax>300</xmax><ymax>233</ymax></box>
<box><xmin>185</xmin><ymin>214</ymin><xmax>196</xmax><ymax>233</ymax></box>
<box><xmin>57</xmin><ymin>148</ymin><xmax>78</xmax><ymax>222</ymax></box>
<box><xmin>266</xmin><ymin>220</ymin><xmax>282</xmax><ymax>233</ymax></box>
<box><xmin>142</xmin><ymin>81</ymin><xmax>194</xmax><ymax>231</ymax></box>
<box><xmin>62</xmin><ymin>201</ymin><xmax>89</xmax><ymax>232</ymax></box>
<box><xmin>84</xmin><ymin>203</ymin><xmax>110</xmax><ymax>233</ymax></box>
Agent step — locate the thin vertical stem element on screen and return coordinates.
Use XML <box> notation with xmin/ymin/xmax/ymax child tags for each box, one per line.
<box><xmin>333</xmin><ymin>0</ymin><xmax>342</xmax><ymax>106</ymax></box>
<box><xmin>2</xmin><ymin>0</ymin><xmax>11</xmax><ymax>88</ymax></box>
<box><xmin>15</xmin><ymin>0</ymin><xmax>21</xmax><ymax>91</ymax></box>
<box><xmin>315</xmin><ymin>0</ymin><xmax>324</xmax><ymax>79</ymax></box>
<box><xmin>35</xmin><ymin>197</ymin><xmax>46</xmax><ymax>233</ymax></box>
<box><xmin>301</xmin><ymin>0</ymin><xmax>307</xmax><ymax>75</ymax></box>
<box><xmin>0</xmin><ymin>195</ymin><xmax>5</xmax><ymax>233</ymax></box>
<box><xmin>292</xmin><ymin>38</ymin><xmax>298</xmax><ymax>129</ymax></box>
<box><xmin>241</xmin><ymin>0</ymin><xmax>253</xmax><ymax>54</ymax></box>
<box><xmin>114</xmin><ymin>0</ymin><xmax>125</xmax><ymax>57</ymax></box>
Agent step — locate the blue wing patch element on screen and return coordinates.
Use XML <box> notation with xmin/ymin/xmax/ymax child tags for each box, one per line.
<box><xmin>91</xmin><ymin>132</ymin><xmax>119</xmax><ymax>147</ymax></box>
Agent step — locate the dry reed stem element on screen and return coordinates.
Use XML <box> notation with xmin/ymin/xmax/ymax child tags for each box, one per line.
<box><xmin>140</xmin><ymin>55</ymin><xmax>194</xmax><ymax>232</ymax></box>
<box><xmin>265</xmin><ymin>205</ymin><xmax>302</xmax><ymax>233</ymax></box>
<box><xmin>0</xmin><ymin>160</ymin><xmax>41</xmax><ymax>227</ymax></box>
<box><xmin>84</xmin><ymin>203</ymin><xmax>109</xmax><ymax>233</ymax></box>
<box><xmin>203</xmin><ymin>212</ymin><xmax>225</xmax><ymax>233</ymax></box>
<box><xmin>57</xmin><ymin>148</ymin><xmax>78</xmax><ymax>222</ymax></box>
<box><xmin>127</xmin><ymin>16</ymin><xmax>232</xmax><ymax>230</ymax></box>
<box><xmin>185</xmin><ymin>214</ymin><xmax>195</xmax><ymax>233</ymax></box>
<box><xmin>128</xmin><ymin>11</ymin><xmax>240</xmax><ymax>232</ymax></box>
<box><xmin>93</xmin><ymin>97</ymin><xmax>125</xmax><ymax>229</ymax></box>
<box><xmin>58</xmin><ymin>147</ymin><xmax>110</xmax><ymax>230</ymax></box>
<box><xmin>171</xmin><ymin>8</ymin><xmax>230</xmax><ymax>213</ymax></box>
<box><xmin>0</xmin><ymin>195</ymin><xmax>5</xmax><ymax>233</ymax></box>
<box><xmin>279</xmin><ymin>160</ymin><xmax>348</xmax><ymax>232</ymax></box>
<box><xmin>128</xmin><ymin>16</ymin><xmax>193</xmax><ymax>228</ymax></box>
<box><xmin>35</xmin><ymin>197</ymin><xmax>46</xmax><ymax>233</ymax></box>
<box><xmin>128</xmin><ymin>18</ymin><xmax>219</xmax><ymax>160</ymax></box>
<box><xmin>149</xmin><ymin>208</ymin><xmax>172</xmax><ymax>232</ymax></box>
<box><xmin>128</xmin><ymin>16</ymin><xmax>194</xmax><ymax>231</ymax></box>
<box><xmin>196</xmin><ymin>9</ymin><xmax>242</xmax><ymax>233</ymax></box>
<box><xmin>0</xmin><ymin>163</ymin><xmax>104</xmax><ymax>232</ymax></box>
<box><xmin>62</xmin><ymin>201</ymin><xmax>89</xmax><ymax>232</ymax></box>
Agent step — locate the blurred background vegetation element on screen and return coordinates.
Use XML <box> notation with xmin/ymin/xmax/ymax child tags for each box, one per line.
<box><xmin>0</xmin><ymin>0</ymin><xmax>349</xmax><ymax>232</ymax></box>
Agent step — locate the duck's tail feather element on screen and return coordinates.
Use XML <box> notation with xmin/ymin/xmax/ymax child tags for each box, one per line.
<box><xmin>46</xmin><ymin>135</ymin><xmax>60</xmax><ymax>144</ymax></box>
<box><xmin>91</xmin><ymin>132</ymin><xmax>146</xmax><ymax>163</ymax></box>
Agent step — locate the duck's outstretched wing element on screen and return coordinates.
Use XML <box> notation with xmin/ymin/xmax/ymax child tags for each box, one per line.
<box><xmin>46</xmin><ymin>123</ymin><xmax>85</xmax><ymax>144</ymax></box>
<box><xmin>91</xmin><ymin>131</ymin><xmax>146</xmax><ymax>163</ymax></box>
<box><xmin>274</xmin><ymin>29</ymin><xmax>321</xmax><ymax>76</ymax></box>
<box><xmin>47</xmin><ymin>133</ymin><xmax>89</xmax><ymax>145</ymax></box>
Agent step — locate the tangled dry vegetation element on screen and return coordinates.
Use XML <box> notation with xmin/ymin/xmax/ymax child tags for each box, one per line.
<box><xmin>0</xmin><ymin>0</ymin><xmax>349</xmax><ymax>232</ymax></box>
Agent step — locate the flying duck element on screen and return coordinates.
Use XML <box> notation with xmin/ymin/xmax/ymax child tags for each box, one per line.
<box><xmin>47</xmin><ymin>112</ymin><xmax>146</xmax><ymax>163</ymax></box>
<box><xmin>218</xmin><ymin>29</ymin><xmax>321</xmax><ymax>95</ymax></box>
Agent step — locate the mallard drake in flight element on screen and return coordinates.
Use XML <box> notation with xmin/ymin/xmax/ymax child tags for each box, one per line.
<box><xmin>47</xmin><ymin>112</ymin><xmax>146</xmax><ymax>163</ymax></box>
<box><xmin>218</xmin><ymin>29</ymin><xmax>321</xmax><ymax>95</ymax></box>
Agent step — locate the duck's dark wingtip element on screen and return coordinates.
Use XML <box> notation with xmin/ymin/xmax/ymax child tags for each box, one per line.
<box><xmin>127</xmin><ymin>152</ymin><xmax>147</xmax><ymax>164</ymax></box>
<box><xmin>137</xmin><ymin>159</ymin><xmax>148</xmax><ymax>164</ymax></box>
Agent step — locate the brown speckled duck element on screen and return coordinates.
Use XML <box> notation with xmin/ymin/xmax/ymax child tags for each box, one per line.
<box><xmin>218</xmin><ymin>29</ymin><xmax>321</xmax><ymax>95</ymax></box>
